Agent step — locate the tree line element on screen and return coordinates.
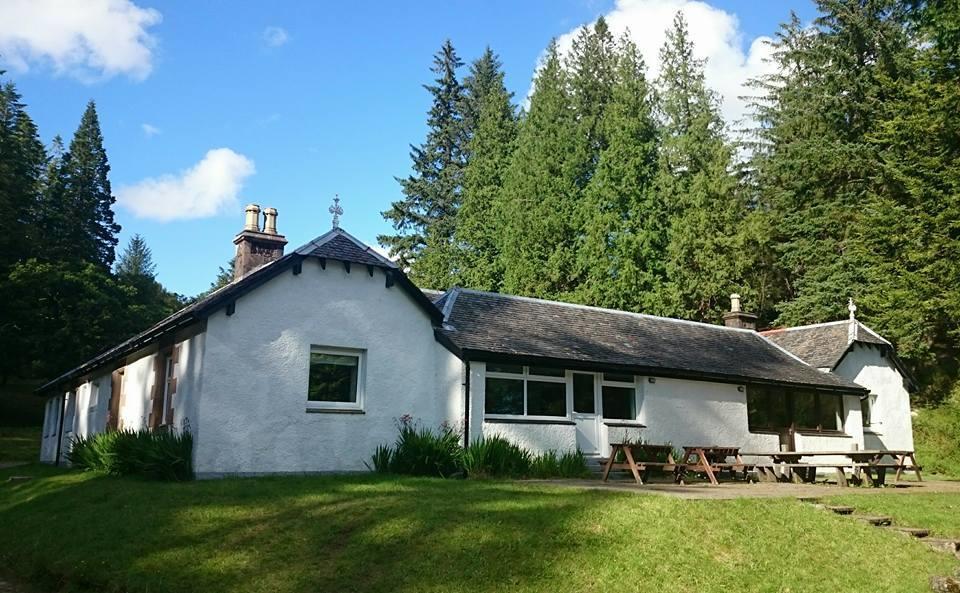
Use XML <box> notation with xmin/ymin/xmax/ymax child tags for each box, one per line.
<box><xmin>380</xmin><ymin>1</ymin><xmax>960</xmax><ymax>404</ymax></box>
<box><xmin>0</xmin><ymin>78</ymin><xmax>185</xmax><ymax>381</ymax></box>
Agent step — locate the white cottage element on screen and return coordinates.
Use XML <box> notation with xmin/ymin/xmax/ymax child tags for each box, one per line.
<box><xmin>38</xmin><ymin>206</ymin><xmax>917</xmax><ymax>476</ymax></box>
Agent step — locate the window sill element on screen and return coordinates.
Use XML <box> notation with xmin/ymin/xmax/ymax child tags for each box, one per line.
<box><xmin>484</xmin><ymin>416</ymin><xmax>575</xmax><ymax>426</ymax></box>
<box><xmin>305</xmin><ymin>408</ymin><xmax>365</xmax><ymax>415</ymax></box>
<box><xmin>796</xmin><ymin>429</ymin><xmax>852</xmax><ymax>438</ymax></box>
<box><xmin>603</xmin><ymin>420</ymin><xmax>647</xmax><ymax>428</ymax></box>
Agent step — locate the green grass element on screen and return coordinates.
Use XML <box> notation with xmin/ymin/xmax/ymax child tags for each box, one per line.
<box><xmin>914</xmin><ymin>398</ymin><xmax>960</xmax><ymax>479</ymax></box>
<box><xmin>825</xmin><ymin>492</ymin><xmax>960</xmax><ymax>538</ymax></box>
<box><xmin>0</xmin><ymin>426</ymin><xmax>40</xmax><ymax>462</ymax></box>
<box><xmin>1</xmin><ymin>465</ymin><xmax>957</xmax><ymax>593</ymax></box>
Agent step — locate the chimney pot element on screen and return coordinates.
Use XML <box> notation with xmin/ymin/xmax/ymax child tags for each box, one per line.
<box><xmin>263</xmin><ymin>207</ymin><xmax>278</xmax><ymax>235</ymax></box>
<box><xmin>723</xmin><ymin>292</ymin><xmax>757</xmax><ymax>331</ymax></box>
<box><xmin>233</xmin><ymin>204</ymin><xmax>287</xmax><ymax>281</ymax></box>
<box><xmin>730</xmin><ymin>293</ymin><xmax>742</xmax><ymax>313</ymax></box>
<box><xmin>244</xmin><ymin>204</ymin><xmax>261</xmax><ymax>232</ymax></box>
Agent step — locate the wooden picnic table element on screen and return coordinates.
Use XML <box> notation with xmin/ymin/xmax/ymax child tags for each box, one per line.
<box><xmin>601</xmin><ymin>443</ymin><xmax>677</xmax><ymax>485</ymax></box>
<box><xmin>740</xmin><ymin>449</ymin><xmax>922</xmax><ymax>486</ymax></box>
<box><xmin>675</xmin><ymin>446</ymin><xmax>747</xmax><ymax>486</ymax></box>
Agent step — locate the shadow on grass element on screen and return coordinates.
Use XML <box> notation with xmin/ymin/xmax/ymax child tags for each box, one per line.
<box><xmin>1</xmin><ymin>465</ymin><xmax>957</xmax><ymax>593</ymax></box>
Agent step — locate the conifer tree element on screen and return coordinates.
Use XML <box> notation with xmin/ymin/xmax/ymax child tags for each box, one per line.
<box><xmin>380</xmin><ymin>40</ymin><xmax>466</xmax><ymax>287</ymax></box>
<box><xmin>116</xmin><ymin>234</ymin><xmax>156</xmax><ymax>278</ymax></box>
<box><xmin>452</xmin><ymin>49</ymin><xmax>517</xmax><ymax>290</ymax></box>
<box><xmin>498</xmin><ymin>42</ymin><xmax>581</xmax><ymax>298</ymax></box>
<box><xmin>62</xmin><ymin>101</ymin><xmax>121</xmax><ymax>268</ymax></box>
<box><xmin>575</xmin><ymin>36</ymin><xmax>663</xmax><ymax>312</ymax></box>
<box><xmin>656</xmin><ymin>13</ymin><xmax>744</xmax><ymax>322</ymax></box>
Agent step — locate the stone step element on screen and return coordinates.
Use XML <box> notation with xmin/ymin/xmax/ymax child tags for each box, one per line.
<box><xmin>855</xmin><ymin>515</ymin><xmax>893</xmax><ymax>526</ymax></box>
<box><xmin>930</xmin><ymin>575</ymin><xmax>960</xmax><ymax>593</ymax></box>
<box><xmin>923</xmin><ymin>538</ymin><xmax>960</xmax><ymax>558</ymax></box>
<box><xmin>825</xmin><ymin>505</ymin><xmax>855</xmax><ymax>515</ymax></box>
<box><xmin>890</xmin><ymin>526</ymin><xmax>931</xmax><ymax>538</ymax></box>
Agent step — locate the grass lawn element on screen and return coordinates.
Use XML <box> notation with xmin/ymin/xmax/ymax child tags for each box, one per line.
<box><xmin>825</xmin><ymin>492</ymin><xmax>960</xmax><ymax>538</ymax></box>
<box><xmin>0</xmin><ymin>426</ymin><xmax>40</xmax><ymax>463</ymax></box>
<box><xmin>1</xmin><ymin>466</ymin><xmax>958</xmax><ymax>593</ymax></box>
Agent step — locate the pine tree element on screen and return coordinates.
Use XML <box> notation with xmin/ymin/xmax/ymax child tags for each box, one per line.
<box><xmin>656</xmin><ymin>12</ymin><xmax>745</xmax><ymax>322</ymax></box>
<box><xmin>461</xmin><ymin>47</ymin><xmax>511</xmax><ymax>150</ymax></box>
<box><xmin>0</xmin><ymin>79</ymin><xmax>46</xmax><ymax>271</ymax></box>
<box><xmin>63</xmin><ymin>101</ymin><xmax>121</xmax><ymax>268</ymax></box>
<box><xmin>380</xmin><ymin>40</ymin><xmax>466</xmax><ymax>287</ymax></box>
<box><xmin>452</xmin><ymin>49</ymin><xmax>517</xmax><ymax>290</ymax></box>
<box><xmin>498</xmin><ymin>42</ymin><xmax>582</xmax><ymax>298</ymax></box>
<box><xmin>575</xmin><ymin>36</ymin><xmax>664</xmax><ymax>312</ymax></box>
<box><xmin>116</xmin><ymin>234</ymin><xmax>156</xmax><ymax>278</ymax></box>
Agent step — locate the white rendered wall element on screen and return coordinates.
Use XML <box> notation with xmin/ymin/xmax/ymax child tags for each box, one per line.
<box><xmin>834</xmin><ymin>343</ymin><xmax>914</xmax><ymax>450</ymax></box>
<box><xmin>195</xmin><ymin>259</ymin><xmax>463</xmax><ymax>476</ymax></box>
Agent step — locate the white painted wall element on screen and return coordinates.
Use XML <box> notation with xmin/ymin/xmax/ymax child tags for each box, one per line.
<box><xmin>195</xmin><ymin>258</ymin><xmax>462</xmax><ymax>476</ymax></box>
<box><xmin>38</xmin><ymin>326</ymin><xmax>205</xmax><ymax>464</ymax></box>
<box><xmin>468</xmin><ymin>367</ymin><xmax>864</xmax><ymax>461</ymax></box>
<box><xmin>834</xmin><ymin>343</ymin><xmax>914</xmax><ymax>450</ymax></box>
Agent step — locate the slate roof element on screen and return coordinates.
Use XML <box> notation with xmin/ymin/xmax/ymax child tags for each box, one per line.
<box><xmin>436</xmin><ymin>288</ymin><xmax>865</xmax><ymax>393</ymax></box>
<box><xmin>761</xmin><ymin>321</ymin><xmax>888</xmax><ymax>369</ymax></box>
<box><xmin>39</xmin><ymin>228</ymin><xmax>435</xmax><ymax>394</ymax></box>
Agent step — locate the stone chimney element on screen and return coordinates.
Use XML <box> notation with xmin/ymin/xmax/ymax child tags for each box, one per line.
<box><xmin>233</xmin><ymin>204</ymin><xmax>287</xmax><ymax>281</ymax></box>
<box><xmin>722</xmin><ymin>293</ymin><xmax>758</xmax><ymax>331</ymax></box>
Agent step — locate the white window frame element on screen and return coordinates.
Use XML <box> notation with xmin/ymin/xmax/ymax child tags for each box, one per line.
<box><xmin>88</xmin><ymin>381</ymin><xmax>100</xmax><ymax>412</ymax></box>
<box><xmin>483</xmin><ymin>365</ymin><xmax>573</xmax><ymax>422</ymax></box>
<box><xmin>306</xmin><ymin>345</ymin><xmax>366</xmax><ymax>412</ymax></box>
<box><xmin>160</xmin><ymin>355</ymin><xmax>175</xmax><ymax>426</ymax></box>
<box><xmin>599</xmin><ymin>373</ymin><xmax>642</xmax><ymax>422</ymax></box>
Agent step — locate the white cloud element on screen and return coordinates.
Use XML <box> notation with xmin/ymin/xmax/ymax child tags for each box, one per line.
<box><xmin>262</xmin><ymin>26</ymin><xmax>289</xmax><ymax>48</ymax></box>
<box><xmin>552</xmin><ymin>0</ymin><xmax>777</xmax><ymax>128</ymax></box>
<box><xmin>117</xmin><ymin>148</ymin><xmax>256</xmax><ymax>222</ymax></box>
<box><xmin>141</xmin><ymin>123</ymin><xmax>161</xmax><ymax>138</ymax></box>
<box><xmin>0</xmin><ymin>0</ymin><xmax>162</xmax><ymax>82</ymax></box>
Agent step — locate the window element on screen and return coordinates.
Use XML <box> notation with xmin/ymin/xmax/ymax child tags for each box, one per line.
<box><xmin>161</xmin><ymin>355</ymin><xmax>175</xmax><ymax>426</ymax></box>
<box><xmin>573</xmin><ymin>373</ymin><xmax>595</xmax><ymax>414</ymax></box>
<box><xmin>746</xmin><ymin>386</ymin><xmax>844</xmax><ymax>433</ymax></box>
<box><xmin>860</xmin><ymin>395</ymin><xmax>872</xmax><ymax>427</ymax></box>
<box><xmin>484</xmin><ymin>364</ymin><xmax>567</xmax><ymax>418</ymax></box>
<box><xmin>307</xmin><ymin>347</ymin><xmax>363</xmax><ymax>410</ymax></box>
<box><xmin>88</xmin><ymin>382</ymin><xmax>100</xmax><ymax>410</ymax></box>
<box><xmin>602</xmin><ymin>385</ymin><xmax>636</xmax><ymax>420</ymax></box>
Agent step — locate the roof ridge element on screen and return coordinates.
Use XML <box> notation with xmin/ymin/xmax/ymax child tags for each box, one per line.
<box><xmin>294</xmin><ymin>227</ymin><xmax>398</xmax><ymax>268</ymax></box>
<box><xmin>455</xmin><ymin>288</ymin><xmax>758</xmax><ymax>335</ymax></box>
<box><xmin>760</xmin><ymin>320</ymin><xmax>847</xmax><ymax>334</ymax></box>
<box><xmin>856</xmin><ymin>321</ymin><xmax>891</xmax><ymax>345</ymax></box>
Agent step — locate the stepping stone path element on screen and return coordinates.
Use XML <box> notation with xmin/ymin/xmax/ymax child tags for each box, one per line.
<box><xmin>798</xmin><ymin>497</ymin><xmax>960</xmax><ymax>591</ymax></box>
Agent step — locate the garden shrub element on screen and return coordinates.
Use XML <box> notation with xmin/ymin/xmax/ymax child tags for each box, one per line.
<box><xmin>68</xmin><ymin>428</ymin><xmax>193</xmax><ymax>481</ymax></box>
<box><xmin>368</xmin><ymin>417</ymin><xmax>462</xmax><ymax>477</ymax></box>
<box><xmin>462</xmin><ymin>435</ymin><xmax>531</xmax><ymax>478</ymax></box>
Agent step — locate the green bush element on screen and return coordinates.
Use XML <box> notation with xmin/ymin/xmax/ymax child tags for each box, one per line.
<box><xmin>914</xmin><ymin>396</ymin><xmax>960</xmax><ymax>478</ymax></box>
<box><xmin>529</xmin><ymin>450</ymin><xmax>590</xmax><ymax>479</ymax></box>
<box><xmin>462</xmin><ymin>435</ymin><xmax>531</xmax><ymax>478</ymax></box>
<box><xmin>368</xmin><ymin>418</ymin><xmax>462</xmax><ymax>477</ymax></box>
<box><xmin>68</xmin><ymin>428</ymin><xmax>193</xmax><ymax>481</ymax></box>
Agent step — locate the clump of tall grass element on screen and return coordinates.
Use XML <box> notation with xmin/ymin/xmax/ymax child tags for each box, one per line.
<box><xmin>461</xmin><ymin>435</ymin><xmax>531</xmax><ymax>478</ymax></box>
<box><xmin>366</xmin><ymin>416</ymin><xmax>462</xmax><ymax>477</ymax></box>
<box><xmin>68</xmin><ymin>428</ymin><xmax>193</xmax><ymax>481</ymax></box>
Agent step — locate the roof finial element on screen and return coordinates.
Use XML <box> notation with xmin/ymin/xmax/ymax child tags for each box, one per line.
<box><xmin>847</xmin><ymin>297</ymin><xmax>858</xmax><ymax>343</ymax></box>
<box><xmin>329</xmin><ymin>194</ymin><xmax>343</xmax><ymax>229</ymax></box>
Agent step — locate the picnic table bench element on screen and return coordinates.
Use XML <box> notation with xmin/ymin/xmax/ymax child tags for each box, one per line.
<box><xmin>601</xmin><ymin>443</ymin><xmax>677</xmax><ymax>485</ymax></box>
<box><xmin>741</xmin><ymin>450</ymin><xmax>922</xmax><ymax>487</ymax></box>
<box><xmin>675</xmin><ymin>446</ymin><xmax>748</xmax><ymax>486</ymax></box>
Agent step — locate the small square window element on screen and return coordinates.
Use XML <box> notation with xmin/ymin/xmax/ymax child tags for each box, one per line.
<box><xmin>528</xmin><ymin>366</ymin><xmax>564</xmax><ymax>377</ymax></box>
<box><xmin>602</xmin><ymin>385</ymin><xmax>636</xmax><ymax>420</ymax></box>
<box><xmin>485</xmin><ymin>377</ymin><xmax>524</xmax><ymax>415</ymax></box>
<box><xmin>308</xmin><ymin>348</ymin><xmax>363</xmax><ymax>409</ymax></box>
<box><xmin>603</xmin><ymin>372</ymin><xmax>634</xmax><ymax>383</ymax></box>
<box><xmin>527</xmin><ymin>380</ymin><xmax>567</xmax><ymax>417</ymax></box>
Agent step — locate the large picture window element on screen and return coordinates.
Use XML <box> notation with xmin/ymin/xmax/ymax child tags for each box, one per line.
<box><xmin>485</xmin><ymin>365</ymin><xmax>567</xmax><ymax>418</ymax></box>
<box><xmin>307</xmin><ymin>347</ymin><xmax>364</xmax><ymax>410</ymax></box>
<box><xmin>746</xmin><ymin>386</ymin><xmax>843</xmax><ymax>433</ymax></box>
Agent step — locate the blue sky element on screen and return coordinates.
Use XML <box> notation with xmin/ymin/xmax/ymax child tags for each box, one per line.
<box><xmin>2</xmin><ymin>0</ymin><xmax>815</xmax><ymax>296</ymax></box>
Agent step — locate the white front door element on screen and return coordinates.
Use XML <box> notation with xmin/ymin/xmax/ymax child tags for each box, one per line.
<box><xmin>572</xmin><ymin>372</ymin><xmax>600</xmax><ymax>455</ymax></box>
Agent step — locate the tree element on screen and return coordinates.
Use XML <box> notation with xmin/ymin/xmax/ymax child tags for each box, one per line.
<box><xmin>498</xmin><ymin>41</ymin><xmax>582</xmax><ymax>298</ymax></box>
<box><xmin>0</xmin><ymin>79</ymin><xmax>46</xmax><ymax>271</ymax></box>
<box><xmin>575</xmin><ymin>36</ymin><xmax>664</xmax><ymax>312</ymax></box>
<box><xmin>656</xmin><ymin>12</ymin><xmax>745</xmax><ymax>322</ymax></box>
<box><xmin>380</xmin><ymin>40</ymin><xmax>467</xmax><ymax>287</ymax></box>
<box><xmin>116</xmin><ymin>234</ymin><xmax>156</xmax><ymax>278</ymax></box>
<box><xmin>451</xmin><ymin>49</ymin><xmax>517</xmax><ymax>290</ymax></box>
<box><xmin>62</xmin><ymin>101</ymin><xmax>121</xmax><ymax>268</ymax></box>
